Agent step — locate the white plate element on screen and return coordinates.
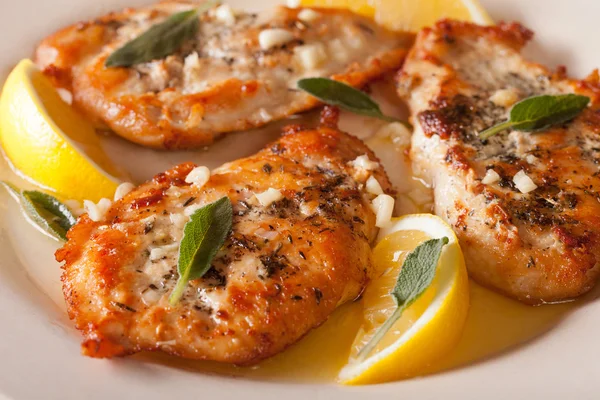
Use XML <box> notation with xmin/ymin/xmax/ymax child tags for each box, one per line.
<box><xmin>0</xmin><ymin>0</ymin><xmax>599</xmax><ymax>399</ymax></box>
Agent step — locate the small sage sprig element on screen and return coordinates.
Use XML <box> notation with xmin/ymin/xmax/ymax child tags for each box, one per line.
<box><xmin>1</xmin><ymin>182</ymin><xmax>76</xmax><ymax>241</ymax></box>
<box><xmin>357</xmin><ymin>237</ymin><xmax>448</xmax><ymax>360</ymax></box>
<box><xmin>479</xmin><ymin>94</ymin><xmax>590</xmax><ymax>140</ymax></box>
<box><xmin>169</xmin><ymin>196</ymin><xmax>232</xmax><ymax>305</ymax></box>
<box><xmin>297</xmin><ymin>78</ymin><xmax>412</xmax><ymax>128</ymax></box>
<box><xmin>105</xmin><ymin>0</ymin><xmax>219</xmax><ymax>68</ymax></box>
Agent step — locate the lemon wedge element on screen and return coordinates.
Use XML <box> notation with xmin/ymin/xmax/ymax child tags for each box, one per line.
<box><xmin>296</xmin><ymin>0</ymin><xmax>375</xmax><ymax>18</ymax></box>
<box><xmin>300</xmin><ymin>0</ymin><xmax>493</xmax><ymax>31</ymax></box>
<box><xmin>338</xmin><ymin>214</ymin><xmax>469</xmax><ymax>385</ymax></box>
<box><xmin>0</xmin><ymin>59</ymin><xmax>122</xmax><ymax>202</ymax></box>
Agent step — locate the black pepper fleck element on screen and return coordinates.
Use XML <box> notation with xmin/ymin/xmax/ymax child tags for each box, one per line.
<box><xmin>112</xmin><ymin>301</ymin><xmax>136</xmax><ymax>312</ymax></box>
<box><xmin>183</xmin><ymin>197</ymin><xmax>196</xmax><ymax>207</ymax></box>
<box><xmin>313</xmin><ymin>288</ymin><xmax>323</xmax><ymax>305</ymax></box>
<box><xmin>262</xmin><ymin>163</ymin><xmax>273</xmax><ymax>174</ymax></box>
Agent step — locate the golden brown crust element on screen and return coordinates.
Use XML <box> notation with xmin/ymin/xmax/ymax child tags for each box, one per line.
<box><xmin>56</xmin><ymin>117</ymin><xmax>392</xmax><ymax>363</ymax></box>
<box><xmin>36</xmin><ymin>1</ymin><xmax>411</xmax><ymax>149</ymax></box>
<box><xmin>400</xmin><ymin>20</ymin><xmax>600</xmax><ymax>303</ymax></box>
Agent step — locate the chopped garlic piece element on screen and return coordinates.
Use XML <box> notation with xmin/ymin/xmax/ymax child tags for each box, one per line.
<box><xmin>375</xmin><ymin>122</ymin><xmax>411</xmax><ymax>147</ymax></box>
<box><xmin>298</xmin><ymin>9</ymin><xmax>321</xmax><ymax>23</ymax></box>
<box><xmin>170</xmin><ymin>213</ymin><xmax>189</xmax><ymax>229</ymax></box>
<box><xmin>351</xmin><ymin>154</ymin><xmax>379</xmax><ymax>171</ymax></box>
<box><xmin>97</xmin><ymin>198</ymin><xmax>112</xmax><ymax>211</ymax></box>
<box><xmin>149</xmin><ymin>247</ymin><xmax>167</xmax><ymax>261</ymax></box>
<box><xmin>489</xmin><ymin>88</ymin><xmax>519</xmax><ymax>107</ymax></box>
<box><xmin>141</xmin><ymin>288</ymin><xmax>162</xmax><ymax>306</ymax></box>
<box><xmin>294</xmin><ymin>43</ymin><xmax>327</xmax><ymax>70</ymax></box>
<box><xmin>149</xmin><ymin>243</ymin><xmax>179</xmax><ymax>261</ymax></box>
<box><xmin>366</xmin><ymin>175</ymin><xmax>383</xmax><ymax>195</ymax></box>
<box><xmin>114</xmin><ymin>182</ymin><xmax>135</xmax><ymax>201</ymax></box>
<box><xmin>255</xmin><ymin>188</ymin><xmax>283</xmax><ymax>207</ymax></box>
<box><xmin>513</xmin><ymin>170</ymin><xmax>538</xmax><ymax>193</ymax></box>
<box><xmin>84</xmin><ymin>198</ymin><xmax>112</xmax><ymax>222</ymax></box>
<box><xmin>286</xmin><ymin>0</ymin><xmax>300</xmax><ymax>7</ymax></box>
<box><xmin>299</xmin><ymin>201</ymin><xmax>317</xmax><ymax>216</ymax></box>
<box><xmin>185</xmin><ymin>166</ymin><xmax>210</xmax><ymax>187</ymax></box>
<box><xmin>526</xmin><ymin>154</ymin><xmax>538</xmax><ymax>164</ymax></box>
<box><xmin>347</xmin><ymin>31</ymin><xmax>365</xmax><ymax>49</ymax></box>
<box><xmin>258</xmin><ymin>29</ymin><xmax>294</xmax><ymax>50</ymax></box>
<box><xmin>482</xmin><ymin>169</ymin><xmax>501</xmax><ymax>185</ymax></box>
<box><xmin>215</xmin><ymin>4</ymin><xmax>236</xmax><ymax>26</ymax></box>
<box><xmin>56</xmin><ymin>88</ymin><xmax>73</xmax><ymax>105</ymax></box>
<box><xmin>328</xmin><ymin>38</ymin><xmax>348</xmax><ymax>63</ymax></box>
<box><xmin>183</xmin><ymin>52</ymin><xmax>201</xmax><ymax>73</ymax></box>
<box><xmin>258</xmin><ymin>108</ymin><xmax>272</xmax><ymax>122</ymax></box>
<box><xmin>371</xmin><ymin>194</ymin><xmax>394</xmax><ymax>228</ymax></box>
<box><xmin>156</xmin><ymin>339</ymin><xmax>177</xmax><ymax>347</ymax></box>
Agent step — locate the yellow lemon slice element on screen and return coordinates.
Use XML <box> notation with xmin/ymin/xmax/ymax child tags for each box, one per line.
<box><xmin>296</xmin><ymin>0</ymin><xmax>376</xmax><ymax>18</ymax></box>
<box><xmin>299</xmin><ymin>0</ymin><xmax>493</xmax><ymax>31</ymax></box>
<box><xmin>338</xmin><ymin>214</ymin><xmax>470</xmax><ymax>385</ymax></box>
<box><xmin>0</xmin><ymin>59</ymin><xmax>123</xmax><ymax>202</ymax></box>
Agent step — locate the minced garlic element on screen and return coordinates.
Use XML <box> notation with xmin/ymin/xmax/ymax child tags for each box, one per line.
<box><xmin>513</xmin><ymin>170</ymin><xmax>538</xmax><ymax>193</ymax></box>
<box><xmin>255</xmin><ymin>188</ymin><xmax>284</xmax><ymax>207</ymax></box>
<box><xmin>371</xmin><ymin>194</ymin><xmax>394</xmax><ymax>228</ymax></box>
<box><xmin>294</xmin><ymin>43</ymin><xmax>327</xmax><ymax>70</ymax></box>
<box><xmin>83</xmin><ymin>198</ymin><xmax>112</xmax><ymax>222</ymax></box>
<box><xmin>215</xmin><ymin>4</ymin><xmax>236</xmax><ymax>26</ymax></box>
<box><xmin>114</xmin><ymin>182</ymin><xmax>135</xmax><ymax>201</ymax></box>
<box><xmin>185</xmin><ymin>166</ymin><xmax>210</xmax><ymax>188</ymax></box>
<box><xmin>297</xmin><ymin>9</ymin><xmax>321</xmax><ymax>23</ymax></box>
<box><xmin>258</xmin><ymin>29</ymin><xmax>295</xmax><ymax>50</ymax></box>
<box><xmin>366</xmin><ymin>175</ymin><xmax>383</xmax><ymax>195</ymax></box>
<box><xmin>489</xmin><ymin>88</ymin><xmax>520</xmax><ymax>108</ymax></box>
<box><xmin>351</xmin><ymin>154</ymin><xmax>379</xmax><ymax>171</ymax></box>
<box><xmin>482</xmin><ymin>169</ymin><xmax>501</xmax><ymax>185</ymax></box>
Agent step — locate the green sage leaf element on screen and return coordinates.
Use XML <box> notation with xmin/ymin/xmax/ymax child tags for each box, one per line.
<box><xmin>21</xmin><ymin>191</ymin><xmax>77</xmax><ymax>241</ymax></box>
<box><xmin>297</xmin><ymin>77</ymin><xmax>411</xmax><ymax>128</ymax></box>
<box><xmin>169</xmin><ymin>196</ymin><xmax>233</xmax><ymax>305</ymax></box>
<box><xmin>480</xmin><ymin>94</ymin><xmax>590</xmax><ymax>140</ymax></box>
<box><xmin>1</xmin><ymin>182</ymin><xmax>76</xmax><ymax>241</ymax></box>
<box><xmin>389</xmin><ymin>237</ymin><xmax>448</xmax><ymax>308</ymax></box>
<box><xmin>105</xmin><ymin>0</ymin><xmax>218</xmax><ymax>68</ymax></box>
<box><xmin>357</xmin><ymin>237</ymin><xmax>449</xmax><ymax>360</ymax></box>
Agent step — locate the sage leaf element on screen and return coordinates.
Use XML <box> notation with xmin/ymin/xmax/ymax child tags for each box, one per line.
<box><xmin>297</xmin><ymin>77</ymin><xmax>412</xmax><ymax>128</ymax></box>
<box><xmin>480</xmin><ymin>94</ymin><xmax>590</xmax><ymax>140</ymax></box>
<box><xmin>169</xmin><ymin>196</ymin><xmax>232</xmax><ymax>305</ymax></box>
<box><xmin>105</xmin><ymin>0</ymin><xmax>218</xmax><ymax>68</ymax></box>
<box><xmin>357</xmin><ymin>237</ymin><xmax>449</xmax><ymax>360</ymax></box>
<box><xmin>1</xmin><ymin>182</ymin><xmax>76</xmax><ymax>241</ymax></box>
<box><xmin>21</xmin><ymin>191</ymin><xmax>77</xmax><ymax>241</ymax></box>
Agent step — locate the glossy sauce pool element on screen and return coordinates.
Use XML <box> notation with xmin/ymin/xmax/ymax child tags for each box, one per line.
<box><xmin>135</xmin><ymin>232</ymin><xmax>574</xmax><ymax>383</ymax></box>
<box><xmin>0</xmin><ymin>77</ymin><xmax>578</xmax><ymax>383</ymax></box>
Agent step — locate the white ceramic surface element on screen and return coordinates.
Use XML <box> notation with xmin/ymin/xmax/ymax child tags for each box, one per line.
<box><xmin>0</xmin><ymin>0</ymin><xmax>599</xmax><ymax>399</ymax></box>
